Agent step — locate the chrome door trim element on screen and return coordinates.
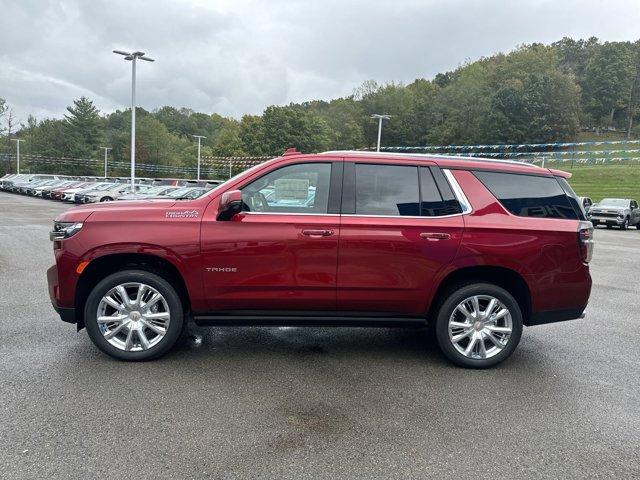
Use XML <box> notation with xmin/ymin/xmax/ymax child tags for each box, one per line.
<box><xmin>442</xmin><ymin>169</ymin><xmax>472</xmax><ymax>214</ymax></box>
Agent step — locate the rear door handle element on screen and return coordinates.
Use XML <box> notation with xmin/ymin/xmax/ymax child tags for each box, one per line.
<box><xmin>302</xmin><ymin>229</ymin><xmax>334</xmax><ymax>237</ymax></box>
<box><xmin>420</xmin><ymin>232</ymin><xmax>451</xmax><ymax>241</ymax></box>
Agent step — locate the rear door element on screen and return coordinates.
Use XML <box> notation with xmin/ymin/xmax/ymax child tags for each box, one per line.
<box><xmin>337</xmin><ymin>161</ymin><xmax>464</xmax><ymax>315</ymax></box>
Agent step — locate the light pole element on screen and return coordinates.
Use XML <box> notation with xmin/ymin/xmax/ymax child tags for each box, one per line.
<box><xmin>113</xmin><ymin>49</ymin><xmax>154</xmax><ymax>189</ymax></box>
<box><xmin>101</xmin><ymin>147</ymin><xmax>111</xmax><ymax>178</ymax></box>
<box><xmin>192</xmin><ymin>135</ymin><xmax>206</xmax><ymax>181</ymax></box>
<box><xmin>11</xmin><ymin>139</ymin><xmax>25</xmax><ymax>174</ymax></box>
<box><xmin>370</xmin><ymin>114</ymin><xmax>391</xmax><ymax>152</ymax></box>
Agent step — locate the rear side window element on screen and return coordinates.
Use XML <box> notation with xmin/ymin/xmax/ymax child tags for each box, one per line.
<box><xmin>473</xmin><ymin>171</ymin><xmax>579</xmax><ymax>220</ymax></box>
<box><xmin>355</xmin><ymin>164</ymin><xmax>420</xmax><ymax>216</ymax></box>
<box><xmin>556</xmin><ymin>177</ymin><xmax>586</xmax><ymax>220</ymax></box>
<box><xmin>419</xmin><ymin>168</ymin><xmax>462</xmax><ymax>216</ymax></box>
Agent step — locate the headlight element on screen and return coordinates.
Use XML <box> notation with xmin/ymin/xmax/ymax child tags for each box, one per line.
<box><xmin>49</xmin><ymin>222</ymin><xmax>83</xmax><ymax>241</ymax></box>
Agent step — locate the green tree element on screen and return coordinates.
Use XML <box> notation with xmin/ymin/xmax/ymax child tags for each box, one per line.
<box><xmin>210</xmin><ymin>122</ymin><xmax>246</xmax><ymax>157</ymax></box>
<box><xmin>64</xmin><ymin>96</ymin><xmax>102</xmax><ymax>157</ymax></box>
<box><xmin>239</xmin><ymin>115</ymin><xmax>267</xmax><ymax>155</ymax></box>
<box><xmin>582</xmin><ymin>42</ymin><xmax>636</xmax><ymax>130</ymax></box>
<box><xmin>261</xmin><ymin>104</ymin><xmax>332</xmax><ymax>154</ymax></box>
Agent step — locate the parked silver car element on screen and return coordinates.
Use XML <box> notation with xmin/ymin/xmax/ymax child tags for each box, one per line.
<box><xmin>590</xmin><ymin>198</ymin><xmax>640</xmax><ymax>230</ymax></box>
<box><xmin>117</xmin><ymin>185</ymin><xmax>180</xmax><ymax>200</ymax></box>
<box><xmin>74</xmin><ymin>183</ymin><xmax>131</xmax><ymax>203</ymax></box>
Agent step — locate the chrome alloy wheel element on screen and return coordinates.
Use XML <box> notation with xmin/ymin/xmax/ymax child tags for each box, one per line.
<box><xmin>448</xmin><ymin>295</ymin><xmax>513</xmax><ymax>360</ymax></box>
<box><xmin>96</xmin><ymin>282</ymin><xmax>171</xmax><ymax>352</ymax></box>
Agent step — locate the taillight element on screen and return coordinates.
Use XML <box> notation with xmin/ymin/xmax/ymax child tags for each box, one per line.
<box><xmin>578</xmin><ymin>221</ymin><xmax>594</xmax><ymax>263</ymax></box>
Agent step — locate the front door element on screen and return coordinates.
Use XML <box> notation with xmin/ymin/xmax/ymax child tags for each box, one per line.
<box><xmin>200</xmin><ymin>161</ymin><xmax>341</xmax><ymax>311</ymax></box>
<box><xmin>337</xmin><ymin>162</ymin><xmax>464</xmax><ymax>315</ymax></box>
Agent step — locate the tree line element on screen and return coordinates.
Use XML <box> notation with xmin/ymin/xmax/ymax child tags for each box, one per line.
<box><xmin>1</xmin><ymin>37</ymin><xmax>639</xmax><ymax>176</ymax></box>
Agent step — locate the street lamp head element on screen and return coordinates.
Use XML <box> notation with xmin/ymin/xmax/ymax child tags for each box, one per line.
<box><xmin>370</xmin><ymin>114</ymin><xmax>392</xmax><ymax>120</ymax></box>
<box><xmin>114</xmin><ymin>50</ymin><xmax>154</xmax><ymax>62</ymax></box>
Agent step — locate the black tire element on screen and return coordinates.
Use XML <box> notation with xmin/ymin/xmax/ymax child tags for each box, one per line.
<box><xmin>84</xmin><ymin>270</ymin><xmax>184</xmax><ymax>361</ymax></box>
<box><xmin>636</xmin><ymin>223</ymin><xmax>640</xmax><ymax>230</ymax></box>
<box><xmin>100</xmin><ymin>197</ymin><xmax>113</xmax><ymax>202</ymax></box>
<box><xmin>434</xmin><ymin>283</ymin><xmax>523</xmax><ymax>369</ymax></box>
<box><xmin>606</xmin><ymin>225</ymin><xmax>612</xmax><ymax>229</ymax></box>
<box><xmin>620</xmin><ymin>218</ymin><xmax>628</xmax><ymax>230</ymax></box>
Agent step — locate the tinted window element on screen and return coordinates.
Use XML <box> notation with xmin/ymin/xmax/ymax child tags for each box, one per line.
<box><xmin>419</xmin><ymin>168</ymin><xmax>443</xmax><ymax>216</ymax></box>
<box><xmin>241</xmin><ymin>163</ymin><xmax>331</xmax><ymax>214</ymax></box>
<box><xmin>474</xmin><ymin>171</ymin><xmax>578</xmax><ymax>219</ymax></box>
<box><xmin>556</xmin><ymin>177</ymin><xmax>586</xmax><ymax>220</ymax></box>
<box><xmin>421</xmin><ymin>167</ymin><xmax>463</xmax><ymax>216</ymax></box>
<box><xmin>355</xmin><ymin>164</ymin><xmax>420</xmax><ymax>216</ymax></box>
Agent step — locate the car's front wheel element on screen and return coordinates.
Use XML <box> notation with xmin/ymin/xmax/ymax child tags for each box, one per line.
<box><xmin>434</xmin><ymin>283</ymin><xmax>523</xmax><ymax>368</ymax></box>
<box><xmin>84</xmin><ymin>270</ymin><xmax>184</xmax><ymax>360</ymax></box>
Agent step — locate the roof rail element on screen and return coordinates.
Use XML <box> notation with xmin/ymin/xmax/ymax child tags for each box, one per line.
<box><xmin>319</xmin><ymin>150</ymin><xmax>544</xmax><ymax>169</ymax></box>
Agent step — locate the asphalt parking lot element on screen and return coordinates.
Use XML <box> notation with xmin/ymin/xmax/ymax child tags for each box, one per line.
<box><xmin>0</xmin><ymin>192</ymin><xmax>638</xmax><ymax>479</ymax></box>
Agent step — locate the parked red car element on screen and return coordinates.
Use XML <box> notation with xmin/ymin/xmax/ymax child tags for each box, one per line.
<box><xmin>47</xmin><ymin>150</ymin><xmax>593</xmax><ymax>367</ymax></box>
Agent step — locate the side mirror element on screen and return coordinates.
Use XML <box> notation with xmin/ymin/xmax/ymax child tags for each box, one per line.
<box><xmin>217</xmin><ymin>190</ymin><xmax>243</xmax><ymax>221</ymax></box>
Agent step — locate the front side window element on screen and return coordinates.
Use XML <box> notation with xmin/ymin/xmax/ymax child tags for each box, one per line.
<box><xmin>355</xmin><ymin>164</ymin><xmax>420</xmax><ymax>216</ymax></box>
<box><xmin>474</xmin><ymin>171</ymin><xmax>578</xmax><ymax>219</ymax></box>
<box><xmin>241</xmin><ymin>163</ymin><xmax>331</xmax><ymax>214</ymax></box>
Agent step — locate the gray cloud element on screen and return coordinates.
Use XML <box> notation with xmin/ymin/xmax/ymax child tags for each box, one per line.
<box><xmin>1</xmin><ymin>0</ymin><xmax>639</xmax><ymax>123</ymax></box>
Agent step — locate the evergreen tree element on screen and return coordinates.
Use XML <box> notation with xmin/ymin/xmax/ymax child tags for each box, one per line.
<box><xmin>64</xmin><ymin>96</ymin><xmax>102</xmax><ymax>157</ymax></box>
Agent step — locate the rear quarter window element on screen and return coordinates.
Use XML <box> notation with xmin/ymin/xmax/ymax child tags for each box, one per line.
<box><xmin>473</xmin><ymin>171</ymin><xmax>579</xmax><ymax>220</ymax></box>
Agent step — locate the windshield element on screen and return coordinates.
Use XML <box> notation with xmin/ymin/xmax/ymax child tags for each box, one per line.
<box><xmin>598</xmin><ymin>198</ymin><xmax>628</xmax><ymax>207</ymax></box>
<box><xmin>136</xmin><ymin>185</ymin><xmax>168</xmax><ymax>195</ymax></box>
<box><xmin>93</xmin><ymin>183</ymin><xmax>116</xmax><ymax>191</ymax></box>
<box><xmin>165</xmin><ymin>187</ymin><xmax>193</xmax><ymax>198</ymax></box>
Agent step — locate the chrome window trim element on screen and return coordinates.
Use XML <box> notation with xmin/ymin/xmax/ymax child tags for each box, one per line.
<box><xmin>340</xmin><ymin>213</ymin><xmax>464</xmax><ymax>219</ymax></box>
<box><xmin>442</xmin><ymin>169</ymin><xmax>472</xmax><ymax>214</ymax></box>
<box><xmin>242</xmin><ymin>212</ymin><xmax>340</xmax><ymax>217</ymax></box>
<box><xmin>239</xmin><ymin>167</ymin><xmax>472</xmax><ymax>220</ymax></box>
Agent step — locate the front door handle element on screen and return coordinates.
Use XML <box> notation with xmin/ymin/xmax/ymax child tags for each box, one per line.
<box><xmin>420</xmin><ymin>232</ymin><xmax>451</xmax><ymax>241</ymax></box>
<box><xmin>302</xmin><ymin>229</ymin><xmax>334</xmax><ymax>237</ymax></box>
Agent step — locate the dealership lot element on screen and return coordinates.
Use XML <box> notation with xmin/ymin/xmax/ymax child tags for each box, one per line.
<box><xmin>0</xmin><ymin>192</ymin><xmax>638</xmax><ymax>479</ymax></box>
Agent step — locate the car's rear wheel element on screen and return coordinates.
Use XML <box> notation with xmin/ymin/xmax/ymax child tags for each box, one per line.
<box><xmin>84</xmin><ymin>270</ymin><xmax>184</xmax><ymax>361</ymax></box>
<box><xmin>435</xmin><ymin>283</ymin><xmax>523</xmax><ymax>368</ymax></box>
<box><xmin>100</xmin><ymin>197</ymin><xmax>113</xmax><ymax>202</ymax></box>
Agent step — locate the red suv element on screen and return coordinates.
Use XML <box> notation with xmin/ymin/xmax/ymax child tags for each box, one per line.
<box><xmin>47</xmin><ymin>150</ymin><xmax>593</xmax><ymax>368</ymax></box>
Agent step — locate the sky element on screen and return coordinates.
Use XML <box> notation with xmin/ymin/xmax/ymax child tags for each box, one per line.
<box><xmin>1</xmin><ymin>0</ymin><xmax>639</xmax><ymax>123</ymax></box>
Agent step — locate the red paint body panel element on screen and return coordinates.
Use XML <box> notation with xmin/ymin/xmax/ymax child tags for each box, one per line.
<box><xmin>47</xmin><ymin>153</ymin><xmax>591</xmax><ymax>326</ymax></box>
<box><xmin>200</xmin><ymin>211</ymin><xmax>340</xmax><ymax>311</ymax></box>
<box><xmin>337</xmin><ymin>215</ymin><xmax>463</xmax><ymax>314</ymax></box>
